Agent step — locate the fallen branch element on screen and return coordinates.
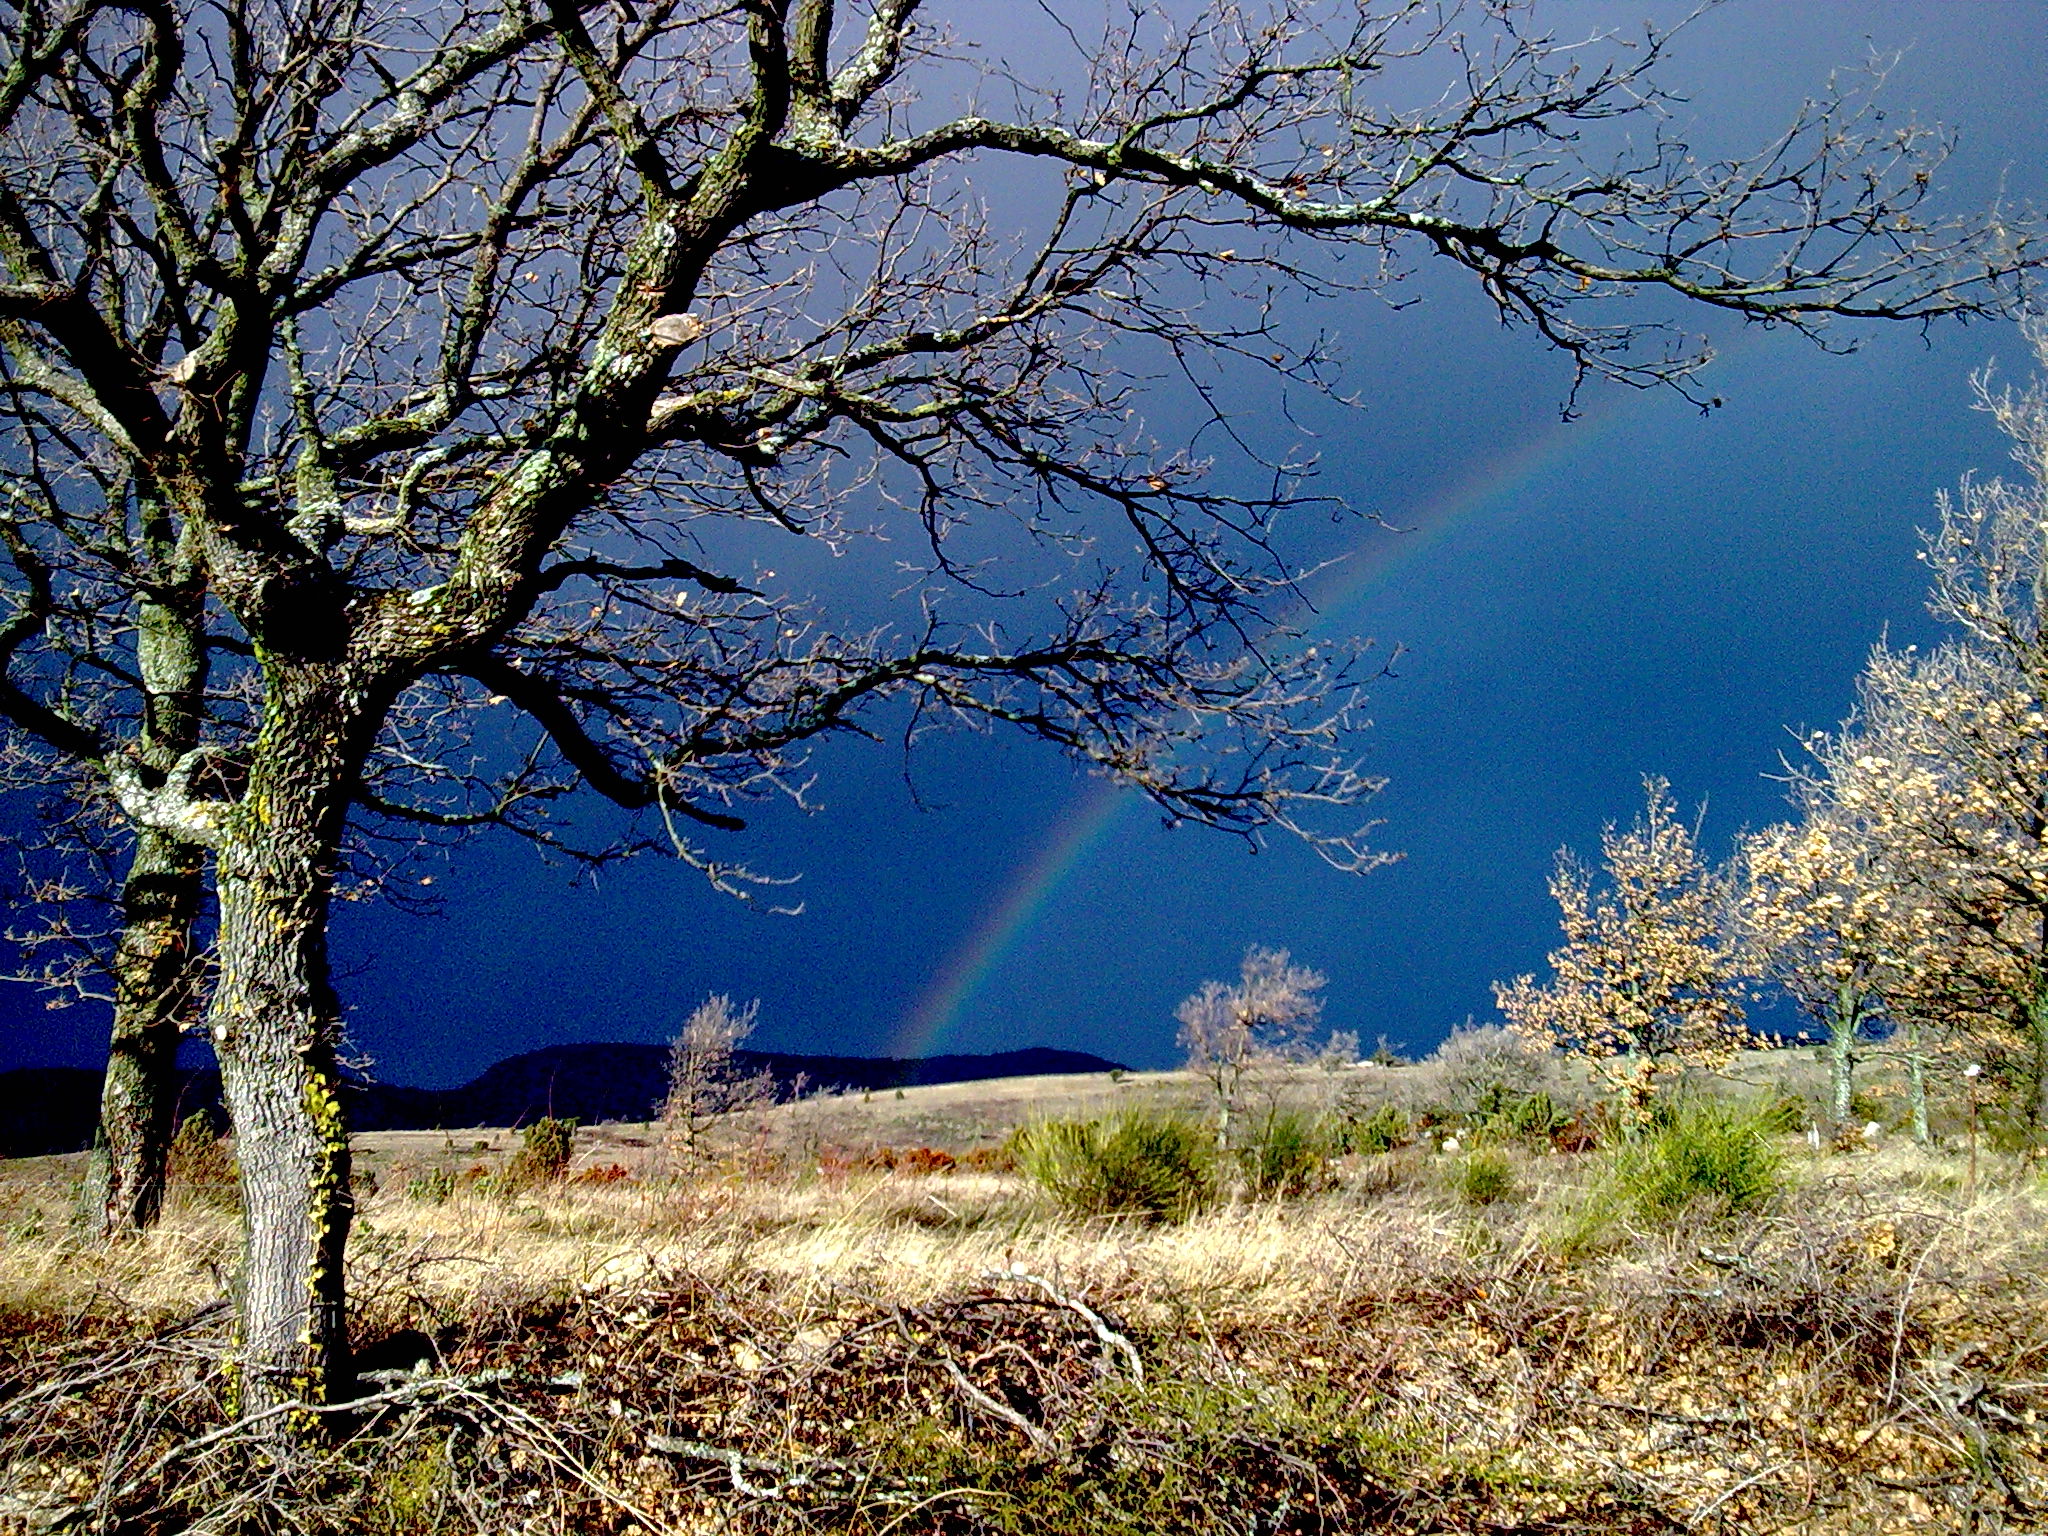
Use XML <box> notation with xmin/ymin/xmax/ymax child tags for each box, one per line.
<box><xmin>984</xmin><ymin>1267</ymin><xmax>1144</xmax><ymax>1386</ymax></box>
<box><xmin>644</xmin><ymin>1433</ymin><xmax>830</xmax><ymax>1499</ymax></box>
<box><xmin>939</xmin><ymin>1356</ymin><xmax>1056</xmax><ymax>1453</ymax></box>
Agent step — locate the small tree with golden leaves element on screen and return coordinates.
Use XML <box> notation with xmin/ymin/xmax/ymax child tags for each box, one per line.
<box><xmin>1778</xmin><ymin>332</ymin><xmax>2048</xmax><ymax>1143</ymax></box>
<box><xmin>1738</xmin><ymin>815</ymin><xmax>1895</xmax><ymax>1127</ymax></box>
<box><xmin>1495</xmin><ymin>778</ymin><xmax>1747</xmax><ymax>1122</ymax></box>
<box><xmin>1795</xmin><ymin>642</ymin><xmax>2048</xmax><ymax>1142</ymax></box>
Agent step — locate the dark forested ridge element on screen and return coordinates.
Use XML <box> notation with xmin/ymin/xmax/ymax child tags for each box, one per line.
<box><xmin>0</xmin><ymin>1044</ymin><xmax>1126</xmax><ymax>1157</ymax></box>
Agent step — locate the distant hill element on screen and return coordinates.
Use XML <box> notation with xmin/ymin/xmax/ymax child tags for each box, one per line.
<box><xmin>0</xmin><ymin>1043</ymin><xmax>1127</xmax><ymax>1157</ymax></box>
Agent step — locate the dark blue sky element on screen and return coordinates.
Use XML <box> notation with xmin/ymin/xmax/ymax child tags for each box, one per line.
<box><xmin>6</xmin><ymin>2</ymin><xmax>2046</xmax><ymax>1086</ymax></box>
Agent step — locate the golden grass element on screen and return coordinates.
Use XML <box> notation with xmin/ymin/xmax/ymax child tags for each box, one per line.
<box><xmin>3</xmin><ymin>1124</ymin><xmax>2037</xmax><ymax>1338</ymax></box>
<box><xmin>6</xmin><ymin>1068</ymin><xmax>2048</xmax><ymax>1533</ymax></box>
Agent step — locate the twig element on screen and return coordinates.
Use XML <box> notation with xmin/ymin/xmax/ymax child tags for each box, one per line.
<box><xmin>104</xmin><ymin>1368</ymin><xmax>580</xmax><ymax>1509</ymax></box>
<box><xmin>939</xmin><ymin>1357</ymin><xmax>1055</xmax><ymax>1453</ymax></box>
<box><xmin>983</xmin><ymin>1267</ymin><xmax>1144</xmax><ymax>1386</ymax></box>
<box><xmin>1689</xmin><ymin>1461</ymin><xmax>1790</xmax><ymax>1526</ymax></box>
<box><xmin>0</xmin><ymin>1303</ymin><xmax>230</xmax><ymax>1426</ymax></box>
<box><xmin>1585</xmin><ymin>1396</ymin><xmax>1748</xmax><ymax>1428</ymax></box>
<box><xmin>644</xmin><ymin>1433</ymin><xmax>823</xmax><ymax>1498</ymax></box>
<box><xmin>108</xmin><ymin>1378</ymin><xmax>456</xmax><ymax>1505</ymax></box>
<box><xmin>354</xmin><ymin>1367</ymin><xmax>582</xmax><ymax>1391</ymax></box>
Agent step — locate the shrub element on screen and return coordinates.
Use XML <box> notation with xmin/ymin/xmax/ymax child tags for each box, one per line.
<box><xmin>1368</xmin><ymin>1034</ymin><xmax>1409</xmax><ymax>1066</ymax></box>
<box><xmin>1426</xmin><ymin>1023</ymin><xmax>1552</xmax><ymax>1115</ymax></box>
<box><xmin>505</xmin><ymin>1117</ymin><xmax>577</xmax><ymax>1188</ymax></box>
<box><xmin>1011</xmin><ymin>1109</ymin><xmax>1216</xmax><ymax>1221</ymax></box>
<box><xmin>1453</xmin><ymin>1147</ymin><xmax>1517</xmax><ymax>1206</ymax></box>
<box><xmin>1754</xmin><ymin>1089</ymin><xmax>1809</xmax><ymax>1135</ymax></box>
<box><xmin>1329</xmin><ymin>1102</ymin><xmax>1409</xmax><ymax>1155</ymax></box>
<box><xmin>1549</xmin><ymin>1114</ymin><xmax>1600</xmax><ymax>1154</ymax></box>
<box><xmin>960</xmin><ymin>1145</ymin><xmax>1017</xmax><ymax>1173</ymax></box>
<box><xmin>404</xmin><ymin>1167</ymin><xmax>457</xmax><ymax>1204</ymax></box>
<box><xmin>895</xmin><ymin>1146</ymin><xmax>958</xmax><ymax>1175</ymax></box>
<box><xmin>1542</xmin><ymin>1191</ymin><xmax>1623</xmax><ymax>1260</ymax></box>
<box><xmin>1606</xmin><ymin>1097</ymin><xmax>1783</xmax><ymax>1222</ymax></box>
<box><xmin>1238</xmin><ymin>1110</ymin><xmax>1329</xmax><ymax>1198</ymax></box>
<box><xmin>857</xmin><ymin>1145</ymin><xmax>958</xmax><ymax>1174</ymax></box>
<box><xmin>1471</xmin><ymin>1084</ymin><xmax>1569</xmax><ymax>1144</ymax></box>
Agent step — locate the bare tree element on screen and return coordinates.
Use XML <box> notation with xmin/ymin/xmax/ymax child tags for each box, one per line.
<box><xmin>0</xmin><ymin>0</ymin><xmax>2037</xmax><ymax>1418</ymax></box>
<box><xmin>1177</xmin><ymin>944</ymin><xmax>1326</xmax><ymax>1149</ymax></box>
<box><xmin>662</xmin><ymin>992</ymin><xmax>772</xmax><ymax>1163</ymax></box>
<box><xmin>1496</xmin><ymin>778</ymin><xmax>1748</xmax><ymax>1120</ymax></box>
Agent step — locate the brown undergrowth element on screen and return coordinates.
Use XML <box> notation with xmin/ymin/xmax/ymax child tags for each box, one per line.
<box><xmin>3</xmin><ymin>1140</ymin><xmax>2047</xmax><ymax>1533</ymax></box>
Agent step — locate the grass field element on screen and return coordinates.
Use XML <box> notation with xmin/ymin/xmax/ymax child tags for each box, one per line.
<box><xmin>2</xmin><ymin>1055</ymin><xmax>2044</xmax><ymax>1534</ymax></box>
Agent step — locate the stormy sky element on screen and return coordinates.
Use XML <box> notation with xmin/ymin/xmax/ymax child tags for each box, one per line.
<box><xmin>5</xmin><ymin>1</ymin><xmax>2046</xmax><ymax>1087</ymax></box>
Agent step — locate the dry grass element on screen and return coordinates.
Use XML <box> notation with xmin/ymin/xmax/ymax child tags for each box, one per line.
<box><xmin>4</xmin><ymin>1066</ymin><xmax>2047</xmax><ymax>1533</ymax></box>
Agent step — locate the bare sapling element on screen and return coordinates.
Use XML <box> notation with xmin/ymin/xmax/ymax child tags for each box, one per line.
<box><xmin>663</xmin><ymin>994</ymin><xmax>773</xmax><ymax>1165</ymax></box>
<box><xmin>1177</xmin><ymin>945</ymin><xmax>1327</xmax><ymax>1152</ymax></box>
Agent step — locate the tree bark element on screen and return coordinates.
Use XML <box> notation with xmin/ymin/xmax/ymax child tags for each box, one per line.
<box><xmin>1906</xmin><ymin>1021</ymin><xmax>1931</xmax><ymax>1146</ymax></box>
<box><xmin>208</xmin><ymin>663</ymin><xmax>379</xmax><ymax>1418</ymax></box>
<box><xmin>85</xmin><ymin>519</ymin><xmax>208</xmax><ymax>1238</ymax></box>
<box><xmin>2029</xmin><ymin>979</ymin><xmax>2048</xmax><ymax>1145</ymax></box>
<box><xmin>81</xmin><ymin>826</ymin><xmax>205</xmax><ymax>1236</ymax></box>
<box><xmin>1826</xmin><ymin>988</ymin><xmax>1858</xmax><ymax>1129</ymax></box>
<box><xmin>1828</xmin><ymin>1032</ymin><xmax>1855</xmax><ymax>1129</ymax></box>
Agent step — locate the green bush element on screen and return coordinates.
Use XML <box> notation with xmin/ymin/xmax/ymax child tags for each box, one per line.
<box><xmin>504</xmin><ymin>1117</ymin><xmax>577</xmax><ymax>1188</ymax></box>
<box><xmin>1606</xmin><ymin>1097</ymin><xmax>1783</xmax><ymax>1222</ymax></box>
<box><xmin>1471</xmin><ymin>1084</ymin><xmax>1568</xmax><ymax>1144</ymax></box>
<box><xmin>1011</xmin><ymin>1109</ymin><xmax>1216</xmax><ymax>1221</ymax></box>
<box><xmin>404</xmin><ymin>1167</ymin><xmax>457</xmax><ymax>1204</ymax></box>
<box><xmin>1237</xmin><ymin>1110</ymin><xmax>1329</xmax><ymax>1198</ymax></box>
<box><xmin>1752</xmin><ymin>1089</ymin><xmax>1809</xmax><ymax>1135</ymax></box>
<box><xmin>1329</xmin><ymin>1102</ymin><xmax>1409</xmax><ymax>1155</ymax></box>
<box><xmin>1452</xmin><ymin>1147</ymin><xmax>1516</xmax><ymax>1206</ymax></box>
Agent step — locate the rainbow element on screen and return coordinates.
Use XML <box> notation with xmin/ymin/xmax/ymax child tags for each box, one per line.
<box><xmin>887</xmin><ymin>349</ymin><xmax>1737</xmax><ymax>1060</ymax></box>
<box><xmin>886</xmin><ymin>777</ymin><xmax>1128</xmax><ymax>1059</ymax></box>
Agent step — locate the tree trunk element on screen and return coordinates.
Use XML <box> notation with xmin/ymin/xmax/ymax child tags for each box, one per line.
<box><xmin>209</xmin><ymin>664</ymin><xmax>377</xmax><ymax>1419</ymax></box>
<box><xmin>1907</xmin><ymin>1022</ymin><xmax>1930</xmax><ymax>1146</ymax></box>
<box><xmin>2030</xmin><ymin>981</ymin><xmax>2048</xmax><ymax>1145</ymax></box>
<box><xmin>1214</xmin><ymin>1062</ymin><xmax>1239</xmax><ymax>1153</ymax></box>
<box><xmin>1826</xmin><ymin>990</ymin><xmax>1858</xmax><ymax>1129</ymax></box>
<box><xmin>81</xmin><ymin>827</ymin><xmax>206</xmax><ymax>1236</ymax></box>
<box><xmin>1828</xmin><ymin>1031</ymin><xmax>1855</xmax><ymax>1128</ymax></box>
<box><xmin>85</xmin><ymin>517</ymin><xmax>208</xmax><ymax>1237</ymax></box>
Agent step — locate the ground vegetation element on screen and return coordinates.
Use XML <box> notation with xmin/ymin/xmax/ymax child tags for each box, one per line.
<box><xmin>0</xmin><ymin>1055</ymin><xmax>2039</xmax><ymax>1534</ymax></box>
<box><xmin>0</xmin><ymin>0</ymin><xmax>2038</xmax><ymax>1418</ymax></box>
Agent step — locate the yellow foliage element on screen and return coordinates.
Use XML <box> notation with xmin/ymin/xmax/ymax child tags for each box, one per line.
<box><xmin>1495</xmin><ymin>777</ymin><xmax>1747</xmax><ymax>1117</ymax></box>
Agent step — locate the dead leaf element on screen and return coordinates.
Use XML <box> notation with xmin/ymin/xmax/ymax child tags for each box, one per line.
<box><xmin>647</xmin><ymin>313</ymin><xmax>706</xmax><ymax>347</ymax></box>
